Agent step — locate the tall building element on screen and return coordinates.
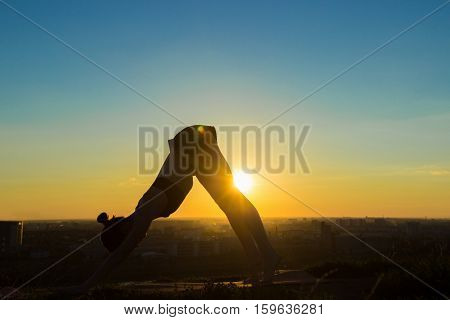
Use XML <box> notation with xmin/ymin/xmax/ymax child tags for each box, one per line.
<box><xmin>0</xmin><ymin>221</ymin><xmax>24</xmax><ymax>254</ymax></box>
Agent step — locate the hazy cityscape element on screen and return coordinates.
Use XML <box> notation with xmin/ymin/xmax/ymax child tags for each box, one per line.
<box><xmin>1</xmin><ymin>217</ymin><xmax>450</xmax><ymax>299</ymax></box>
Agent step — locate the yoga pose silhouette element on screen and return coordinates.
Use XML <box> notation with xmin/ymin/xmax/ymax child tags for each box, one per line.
<box><xmin>75</xmin><ymin>125</ymin><xmax>279</xmax><ymax>293</ymax></box>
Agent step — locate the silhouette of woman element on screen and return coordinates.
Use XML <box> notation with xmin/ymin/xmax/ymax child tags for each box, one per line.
<box><xmin>72</xmin><ymin>125</ymin><xmax>280</xmax><ymax>293</ymax></box>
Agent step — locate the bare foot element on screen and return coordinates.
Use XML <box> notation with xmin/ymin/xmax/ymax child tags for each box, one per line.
<box><xmin>262</xmin><ymin>252</ymin><xmax>281</xmax><ymax>284</ymax></box>
<box><xmin>243</xmin><ymin>272</ymin><xmax>261</xmax><ymax>286</ymax></box>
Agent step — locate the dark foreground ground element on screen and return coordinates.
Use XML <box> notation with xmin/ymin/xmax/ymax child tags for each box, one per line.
<box><xmin>4</xmin><ymin>256</ymin><xmax>450</xmax><ymax>299</ymax></box>
<box><xmin>2</xmin><ymin>219</ymin><xmax>450</xmax><ymax>299</ymax></box>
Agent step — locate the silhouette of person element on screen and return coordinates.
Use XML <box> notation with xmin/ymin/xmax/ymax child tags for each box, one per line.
<box><xmin>75</xmin><ymin>125</ymin><xmax>280</xmax><ymax>294</ymax></box>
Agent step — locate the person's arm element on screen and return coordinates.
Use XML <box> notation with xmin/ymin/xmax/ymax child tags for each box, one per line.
<box><xmin>80</xmin><ymin>213</ymin><xmax>149</xmax><ymax>290</ymax></box>
<box><xmin>72</xmin><ymin>188</ymin><xmax>167</xmax><ymax>294</ymax></box>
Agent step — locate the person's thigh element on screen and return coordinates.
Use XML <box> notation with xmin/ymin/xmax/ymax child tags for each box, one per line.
<box><xmin>138</xmin><ymin>154</ymin><xmax>193</xmax><ymax>217</ymax></box>
<box><xmin>195</xmin><ymin>144</ymin><xmax>239</xmax><ymax>204</ymax></box>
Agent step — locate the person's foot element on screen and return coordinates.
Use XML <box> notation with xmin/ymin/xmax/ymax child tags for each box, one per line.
<box><xmin>243</xmin><ymin>272</ymin><xmax>261</xmax><ymax>286</ymax></box>
<box><xmin>262</xmin><ymin>252</ymin><xmax>281</xmax><ymax>284</ymax></box>
<box><xmin>243</xmin><ymin>260</ymin><xmax>263</xmax><ymax>286</ymax></box>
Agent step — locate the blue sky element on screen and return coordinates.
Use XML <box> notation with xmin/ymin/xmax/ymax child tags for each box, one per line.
<box><xmin>1</xmin><ymin>0</ymin><xmax>449</xmax><ymax>125</ymax></box>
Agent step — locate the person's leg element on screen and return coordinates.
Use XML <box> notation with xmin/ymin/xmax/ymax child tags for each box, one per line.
<box><xmin>169</xmin><ymin>125</ymin><xmax>280</xmax><ymax>281</ymax></box>
<box><xmin>196</xmin><ymin>144</ymin><xmax>280</xmax><ymax>281</ymax></box>
<box><xmin>197</xmin><ymin>172</ymin><xmax>279</xmax><ymax>279</ymax></box>
<box><xmin>136</xmin><ymin>152</ymin><xmax>193</xmax><ymax>220</ymax></box>
<box><xmin>219</xmin><ymin>203</ymin><xmax>263</xmax><ymax>279</ymax></box>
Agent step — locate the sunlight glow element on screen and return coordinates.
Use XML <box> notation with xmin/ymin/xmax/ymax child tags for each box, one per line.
<box><xmin>233</xmin><ymin>170</ymin><xmax>253</xmax><ymax>193</ymax></box>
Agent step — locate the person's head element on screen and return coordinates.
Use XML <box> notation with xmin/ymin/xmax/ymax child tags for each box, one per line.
<box><xmin>97</xmin><ymin>212</ymin><xmax>133</xmax><ymax>252</ymax></box>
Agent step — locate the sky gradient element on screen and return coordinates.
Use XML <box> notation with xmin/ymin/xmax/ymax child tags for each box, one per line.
<box><xmin>1</xmin><ymin>0</ymin><xmax>449</xmax><ymax>220</ymax></box>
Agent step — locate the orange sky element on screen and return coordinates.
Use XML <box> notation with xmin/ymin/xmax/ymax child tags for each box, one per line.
<box><xmin>2</xmin><ymin>148</ymin><xmax>449</xmax><ymax>220</ymax></box>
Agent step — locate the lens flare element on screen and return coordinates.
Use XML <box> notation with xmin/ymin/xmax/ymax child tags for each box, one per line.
<box><xmin>233</xmin><ymin>170</ymin><xmax>253</xmax><ymax>193</ymax></box>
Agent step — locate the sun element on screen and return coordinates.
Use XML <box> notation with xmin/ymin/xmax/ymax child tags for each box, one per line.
<box><xmin>233</xmin><ymin>170</ymin><xmax>253</xmax><ymax>193</ymax></box>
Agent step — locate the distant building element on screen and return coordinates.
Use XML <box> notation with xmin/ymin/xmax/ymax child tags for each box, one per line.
<box><xmin>0</xmin><ymin>221</ymin><xmax>23</xmax><ymax>254</ymax></box>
